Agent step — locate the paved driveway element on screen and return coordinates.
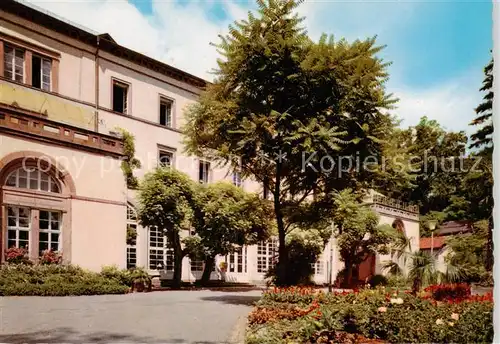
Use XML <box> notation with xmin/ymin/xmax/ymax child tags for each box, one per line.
<box><xmin>0</xmin><ymin>290</ymin><xmax>263</xmax><ymax>344</ymax></box>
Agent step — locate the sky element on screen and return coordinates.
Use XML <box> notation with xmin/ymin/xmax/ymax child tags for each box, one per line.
<box><xmin>23</xmin><ymin>0</ymin><xmax>492</xmax><ymax>136</ymax></box>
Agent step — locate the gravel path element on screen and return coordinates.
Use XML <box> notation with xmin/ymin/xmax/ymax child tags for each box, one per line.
<box><xmin>0</xmin><ymin>290</ymin><xmax>262</xmax><ymax>343</ymax></box>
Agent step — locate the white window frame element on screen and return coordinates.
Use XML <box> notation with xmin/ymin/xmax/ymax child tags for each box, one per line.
<box><xmin>190</xmin><ymin>259</ymin><xmax>204</xmax><ymax>272</ymax></box>
<box><xmin>158</xmin><ymin>147</ymin><xmax>175</xmax><ymax>168</ymax></box>
<box><xmin>227</xmin><ymin>246</ymin><xmax>247</xmax><ymax>273</ymax></box>
<box><xmin>112</xmin><ymin>79</ymin><xmax>129</xmax><ymax>114</ymax></box>
<box><xmin>127</xmin><ymin>204</ymin><xmax>138</xmax><ymax>269</ymax></box>
<box><xmin>148</xmin><ymin>227</ymin><xmax>174</xmax><ymax>271</ymax></box>
<box><xmin>6</xmin><ymin>206</ymin><xmax>31</xmax><ymax>250</ymax></box>
<box><xmin>31</xmin><ymin>54</ymin><xmax>52</xmax><ymax>91</ymax></box>
<box><xmin>199</xmin><ymin>160</ymin><xmax>210</xmax><ymax>184</ymax></box>
<box><xmin>5</xmin><ymin>167</ymin><xmax>60</xmax><ymax>193</ymax></box>
<box><xmin>38</xmin><ymin>210</ymin><xmax>61</xmax><ymax>255</ymax></box>
<box><xmin>232</xmin><ymin>171</ymin><xmax>242</xmax><ymax>187</ymax></box>
<box><xmin>312</xmin><ymin>260</ymin><xmax>324</xmax><ymax>275</ymax></box>
<box><xmin>257</xmin><ymin>239</ymin><xmax>277</xmax><ymax>273</ymax></box>
<box><xmin>3</xmin><ymin>44</ymin><xmax>24</xmax><ymax>83</ymax></box>
<box><xmin>159</xmin><ymin>97</ymin><xmax>173</xmax><ymax>128</ymax></box>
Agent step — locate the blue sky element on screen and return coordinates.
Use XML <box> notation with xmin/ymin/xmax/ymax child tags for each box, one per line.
<box><xmin>28</xmin><ymin>0</ymin><xmax>492</xmax><ymax>135</ymax></box>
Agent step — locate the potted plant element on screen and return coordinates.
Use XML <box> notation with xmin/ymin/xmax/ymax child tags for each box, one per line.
<box><xmin>219</xmin><ymin>261</ymin><xmax>227</xmax><ymax>281</ymax></box>
<box><xmin>129</xmin><ymin>267</ymin><xmax>151</xmax><ymax>293</ymax></box>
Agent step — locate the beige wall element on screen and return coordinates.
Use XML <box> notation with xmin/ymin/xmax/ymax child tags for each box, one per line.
<box><xmin>375</xmin><ymin>212</ymin><xmax>420</xmax><ymax>276</ymax></box>
<box><xmin>0</xmin><ymin>136</ymin><xmax>127</xmax><ymax>271</ymax></box>
<box><xmin>71</xmin><ymin>199</ymin><xmax>126</xmax><ymax>271</ymax></box>
<box><xmin>0</xmin><ymin>12</ymin><xmax>96</xmax><ymax>104</ymax></box>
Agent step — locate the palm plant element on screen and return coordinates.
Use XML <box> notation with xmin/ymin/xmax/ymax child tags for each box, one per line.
<box><xmin>408</xmin><ymin>251</ymin><xmax>438</xmax><ymax>294</ymax></box>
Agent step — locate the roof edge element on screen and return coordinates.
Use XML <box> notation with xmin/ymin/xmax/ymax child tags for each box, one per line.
<box><xmin>4</xmin><ymin>0</ymin><xmax>210</xmax><ymax>89</ymax></box>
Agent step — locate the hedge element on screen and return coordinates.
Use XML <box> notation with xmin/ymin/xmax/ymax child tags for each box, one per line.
<box><xmin>0</xmin><ymin>264</ymin><xmax>129</xmax><ymax>296</ymax></box>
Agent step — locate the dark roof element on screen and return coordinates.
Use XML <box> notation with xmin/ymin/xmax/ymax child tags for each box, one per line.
<box><xmin>436</xmin><ymin>220</ymin><xmax>473</xmax><ymax>237</ymax></box>
<box><xmin>3</xmin><ymin>0</ymin><xmax>208</xmax><ymax>89</ymax></box>
<box><xmin>98</xmin><ymin>33</ymin><xmax>116</xmax><ymax>44</ymax></box>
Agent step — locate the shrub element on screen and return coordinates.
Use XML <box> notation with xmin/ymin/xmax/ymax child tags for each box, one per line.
<box><xmin>0</xmin><ymin>264</ymin><xmax>129</xmax><ymax>296</ymax></box>
<box><xmin>424</xmin><ymin>283</ymin><xmax>471</xmax><ymax>302</ymax></box>
<box><xmin>386</xmin><ymin>274</ymin><xmax>409</xmax><ymax>288</ymax></box>
<box><xmin>39</xmin><ymin>250</ymin><xmax>62</xmax><ymax>265</ymax></box>
<box><xmin>368</xmin><ymin>274</ymin><xmax>388</xmax><ymax>288</ymax></box>
<box><xmin>5</xmin><ymin>247</ymin><xmax>31</xmax><ymax>265</ymax></box>
<box><xmin>100</xmin><ymin>265</ymin><xmax>132</xmax><ymax>286</ymax></box>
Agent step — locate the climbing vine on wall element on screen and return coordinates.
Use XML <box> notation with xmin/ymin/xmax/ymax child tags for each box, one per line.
<box><xmin>117</xmin><ymin>128</ymin><xmax>141</xmax><ymax>189</ymax></box>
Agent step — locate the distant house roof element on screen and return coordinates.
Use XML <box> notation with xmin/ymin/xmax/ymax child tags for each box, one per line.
<box><xmin>436</xmin><ymin>221</ymin><xmax>473</xmax><ymax>237</ymax></box>
<box><xmin>420</xmin><ymin>236</ymin><xmax>446</xmax><ymax>250</ymax></box>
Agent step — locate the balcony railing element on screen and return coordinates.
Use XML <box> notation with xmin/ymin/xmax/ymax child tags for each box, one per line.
<box><xmin>0</xmin><ymin>109</ymin><xmax>124</xmax><ymax>157</ymax></box>
<box><xmin>371</xmin><ymin>194</ymin><xmax>419</xmax><ymax>214</ymax></box>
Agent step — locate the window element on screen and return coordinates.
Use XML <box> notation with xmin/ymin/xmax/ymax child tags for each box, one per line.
<box><xmin>199</xmin><ymin>161</ymin><xmax>210</xmax><ymax>184</ymax></box>
<box><xmin>158</xmin><ymin>149</ymin><xmax>174</xmax><ymax>168</ymax></box>
<box><xmin>127</xmin><ymin>204</ymin><xmax>138</xmax><ymax>269</ymax></box>
<box><xmin>227</xmin><ymin>247</ymin><xmax>246</xmax><ymax>273</ymax></box>
<box><xmin>7</xmin><ymin>206</ymin><xmax>30</xmax><ymax>249</ymax></box>
<box><xmin>39</xmin><ymin>210</ymin><xmax>61</xmax><ymax>255</ymax></box>
<box><xmin>312</xmin><ymin>261</ymin><xmax>324</xmax><ymax>275</ymax></box>
<box><xmin>4</xmin><ymin>44</ymin><xmax>24</xmax><ymax>83</ymax></box>
<box><xmin>190</xmin><ymin>259</ymin><xmax>204</xmax><ymax>272</ymax></box>
<box><xmin>6</xmin><ymin>167</ymin><xmax>60</xmax><ymax>193</ymax></box>
<box><xmin>159</xmin><ymin>98</ymin><xmax>173</xmax><ymax>127</ymax></box>
<box><xmin>232</xmin><ymin>171</ymin><xmax>242</xmax><ymax>187</ymax></box>
<box><xmin>257</xmin><ymin>239</ymin><xmax>278</xmax><ymax>273</ymax></box>
<box><xmin>112</xmin><ymin>80</ymin><xmax>128</xmax><ymax>114</ymax></box>
<box><xmin>148</xmin><ymin>226</ymin><xmax>174</xmax><ymax>271</ymax></box>
<box><xmin>32</xmin><ymin>55</ymin><xmax>51</xmax><ymax>91</ymax></box>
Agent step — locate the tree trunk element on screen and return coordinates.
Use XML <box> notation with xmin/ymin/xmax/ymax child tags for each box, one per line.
<box><xmin>274</xmin><ymin>162</ymin><xmax>289</xmax><ymax>286</ymax></box>
<box><xmin>200</xmin><ymin>256</ymin><xmax>215</xmax><ymax>285</ymax></box>
<box><xmin>486</xmin><ymin>216</ymin><xmax>493</xmax><ymax>271</ymax></box>
<box><xmin>343</xmin><ymin>259</ymin><xmax>353</xmax><ymax>288</ymax></box>
<box><xmin>171</xmin><ymin>232</ymin><xmax>183</xmax><ymax>290</ymax></box>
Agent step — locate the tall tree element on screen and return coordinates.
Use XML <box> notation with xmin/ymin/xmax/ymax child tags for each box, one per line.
<box><xmin>186</xmin><ymin>182</ymin><xmax>273</xmax><ymax>284</ymax></box>
<box><xmin>331</xmin><ymin>189</ymin><xmax>394</xmax><ymax>287</ymax></box>
<box><xmin>137</xmin><ymin>168</ymin><xmax>197</xmax><ymax>289</ymax></box>
<box><xmin>183</xmin><ymin>0</ymin><xmax>396</xmax><ymax>285</ymax></box>
<box><xmin>397</xmin><ymin>116</ymin><xmax>468</xmax><ymax>215</ymax></box>
<box><xmin>470</xmin><ymin>58</ymin><xmax>493</xmax><ymax>153</ymax></box>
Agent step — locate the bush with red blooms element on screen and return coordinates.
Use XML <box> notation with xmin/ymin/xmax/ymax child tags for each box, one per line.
<box><xmin>39</xmin><ymin>250</ymin><xmax>62</xmax><ymax>265</ymax></box>
<box><xmin>424</xmin><ymin>283</ymin><xmax>471</xmax><ymax>302</ymax></box>
<box><xmin>5</xmin><ymin>247</ymin><xmax>31</xmax><ymax>265</ymax></box>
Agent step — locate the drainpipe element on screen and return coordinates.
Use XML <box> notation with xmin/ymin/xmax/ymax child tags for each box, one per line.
<box><xmin>94</xmin><ymin>36</ymin><xmax>100</xmax><ymax>133</ymax></box>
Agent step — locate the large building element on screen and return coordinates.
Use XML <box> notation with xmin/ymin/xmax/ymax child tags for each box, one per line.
<box><xmin>0</xmin><ymin>0</ymin><xmax>419</xmax><ymax>285</ymax></box>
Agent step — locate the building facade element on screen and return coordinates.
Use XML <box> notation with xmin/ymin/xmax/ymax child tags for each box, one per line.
<box><xmin>0</xmin><ymin>0</ymin><xmax>419</xmax><ymax>284</ymax></box>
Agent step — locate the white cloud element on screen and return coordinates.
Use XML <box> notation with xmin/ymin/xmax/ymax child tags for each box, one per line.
<box><xmin>390</xmin><ymin>69</ymin><xmax>482</xmax><ymax>135</ymax></box>
<box><xmin>23</xmin><ymin>0</ymin><xmax>481</xmax><ymax>133</ymax></box>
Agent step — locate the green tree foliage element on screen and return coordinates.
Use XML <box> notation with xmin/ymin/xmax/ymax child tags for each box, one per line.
<box><xmin>266</xmin><ymin>230</ymin><xmax>324</xmax><ymax>286</ymax></box>
<box><xmin>186</xmin><ymin>182</ymin><xmax>274</xmax><ymax>284</ymax></box>
<box><xmin>117</xmin><ymin>128</ymin><xmax>141</xmax><ymax>189</ymax></box>
<box><xmin>183</xmin><ymin>0</ymin><xmax>397</xmax><ymax>285</ymax></box>
<box><xmin>332</xmin><ymin>190</ymin><xmax>394</xmax><ymax>287</ymax></box>
<box><xmin>469</xmin><ymin>58</ymin><xmax>493</xmax><ymax>152</ymax></box>
<box><xmin>445</xmin><ymin>220</ymin><xmax>489</xmax><ymax>283</ymax></box>
<box><xmin>137</xmin><ymin>168</ymin><xmax>197</xmax><ymax>289</ymax></box>
<box><xmin>396</xmin><ymin>116</ymin><xmax>468</xmax><ymax>215</ymax></box>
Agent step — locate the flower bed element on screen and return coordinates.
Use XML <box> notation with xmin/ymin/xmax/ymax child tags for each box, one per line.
<box><xmin>246</xmin><ymin>286</ymin><xmax>493</xmax><ymax>344</ymax></box>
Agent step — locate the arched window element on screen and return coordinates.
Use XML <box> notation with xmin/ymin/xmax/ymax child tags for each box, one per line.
<box><xmin>5</xmin><ymin>167</ymin><xmax>60</xmax><ymax>193</ymax></box>
<box><xmin>126</xmin><ymin>204</ymin><xmax>137</xmax><ymax>269</ymax></box>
